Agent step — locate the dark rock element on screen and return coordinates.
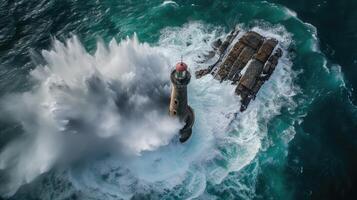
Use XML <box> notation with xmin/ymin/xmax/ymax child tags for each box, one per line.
<box><xmin>254</xmin><ymin>39</ymin><xmax>278</xmax><ymax>63</ymax></box>
<box><xmin>275</xmin><ymin>48</ymin><xmax>283</xmax><ymax>58</ymax></box>
<box><xmin>240</xmin><ymin>31</ymin><xmax>264</xmax><ymax>50</ymax></box>
<box><xmin>227</xmin><ymin>47</ymin><xmax>255</xmax><ymax>80</ymax></box>
<box><xmin>216</xmin><ymin>41</ymin><xmax>245</xmax><ymax>80</ymax></box>
<box><xmin>204</xmin><ymin>51</ymin><xmax>216</xmax><ymax>60</ymax></box>
<box><xmin>194</xmin><ymin>30</ymin><xmax>282</xmax><ymax>112</ymax></box>
<box><xmin>238</xmin><ymin>59</ymin><xmax>264</xmax><ymax>90</ymax></box>
<box><xmin>215</xmin><ymin>32</ymin><xmax>263</xmax><ymax>81</ymax></box>
<box><xmin>212</xmin><ymin>39</ymin><xmax>222</xmax><ymax>50</ymax></box>
<box><xmin>218</xmin><ymin>28</ymin><xmax>240</xmax><ymax>54</ymax></box>
<box><xmin>195</xmin><ymin>68</ymin><xmax>211</xmax><ymax>79</ymax></box>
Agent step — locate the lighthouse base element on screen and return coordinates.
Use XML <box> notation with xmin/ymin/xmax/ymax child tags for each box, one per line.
<box><xmin>179</xmin><ymin>106</ymin><xmax>195</xmax><ymax>143</ymax></box>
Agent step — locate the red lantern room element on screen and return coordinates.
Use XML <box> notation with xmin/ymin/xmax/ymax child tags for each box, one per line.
<box><xmin>176</xmin><ymin>62</ymin><xmax>187</xmax><ymax>72</ymax></box>
<box><xmin>175</xmin><ymin>62</ymin><xmax>188</xmax><ymax>79</ymax></box>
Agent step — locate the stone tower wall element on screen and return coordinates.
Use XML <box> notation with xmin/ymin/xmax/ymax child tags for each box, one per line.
<box><xmin>169</xmin><ymin>84</ymin><xmax>188</xmax><ymax>120</ymax></box>
<box><xmin>169</xmin><ymin>70</ymin><xmax>191</xmax><ymax>121</ymax></box>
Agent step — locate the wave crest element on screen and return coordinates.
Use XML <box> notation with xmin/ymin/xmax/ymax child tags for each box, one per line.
<box><xmin>0</xmin><ymin>35</ymin><xmax>181</xmax><ymax>197</ymax></box>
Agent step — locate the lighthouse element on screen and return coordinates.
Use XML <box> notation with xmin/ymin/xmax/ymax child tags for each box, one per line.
<box><xmin>169</xmin><ymin>62</ymin><xmax>195</xmax><ymax>143</ymax></box>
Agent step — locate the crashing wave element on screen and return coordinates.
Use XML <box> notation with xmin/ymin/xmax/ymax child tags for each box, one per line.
<box><xmin>0</xmin><ymin>21</ymin><xmax>298</xmax><ymax>199</ymax></box>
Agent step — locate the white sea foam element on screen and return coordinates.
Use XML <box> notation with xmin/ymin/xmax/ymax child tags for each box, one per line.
<box><xmin>161</xmin><ymin>0</ymin><xmax>179</xmax><ymax>7</ymax></box>
<box><xmin>65</xmin><ymin>22</ymin><xmax>298</xmax><ymax>199</ymax></box>
<box><xmin>0</xmin><ymin>22</ymin><xmax>298</xmax><ymax>199</ymax></box>
<box><xmin>0</xmin><ymin>35</ymin><xmax>182</xmax><ymax>197</ymax></box>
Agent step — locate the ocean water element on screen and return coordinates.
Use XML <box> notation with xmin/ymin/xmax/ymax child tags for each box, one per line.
<box><xmin>0</xmin><ymin>0</ymin><xmax>356</xmax><ymax>200</ymax></box>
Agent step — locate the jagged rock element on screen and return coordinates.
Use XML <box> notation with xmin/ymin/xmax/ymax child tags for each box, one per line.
<box><xmin>254</xmin><ymin>39</ymin><xmax>278</xmax><ymax>63</ymax></box>
<box><xmin>195</xmin><ymin>68</ymin><xmax>211</xmax><ymax>79</ymax></box>
<box><xmin>275</xmin><ymin>48</ymin><xmax>283</xmax><ymax>57</ymax></box>
<box><xmin>212</xmin><ymin>39</ymin><xmax>222</xmax><ymax>50</ymax></box>
<box><xmin>216</xmin><ymin>41</ymin><xmax>245</xmax><ymax>80</ymax></box>
<box><xmin>195</xmin><ymin>30</ymin><xmax>282</xmax><ymax>111</ymax></box>
<box><xmin>238</xmin><ymin>59</ymin><xmax>264</xmax><ymax>91</ymax></box>
<box><xmin>262</xmin><ymin>48</ymin><xmax>282</xmax><ymax>77</ymax></box>
<box><xmin>218</xmin><ymin>29</ymin><xmax>240</xmax><ymax>54</ymax></box>
<box><xmin>203</xmin><ymin>51</ymin><xmax>216</xmax><ymax>60</ymax></box>
<box><xmin>240</xmin><ymin>31</ymin><xmax>264</xmax><ymax>50</ymax></box>
<box><xmin>227</xmin><ymin>46</ymin><xmax>256</xmax><ymax>80</ymax></box>
<box><xmin>215</xmin><ymin>32</ymin><xmax>264</xmax><ymax>81</ymax></box>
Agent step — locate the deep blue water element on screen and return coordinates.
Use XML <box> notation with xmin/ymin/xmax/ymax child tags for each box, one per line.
<box><xmin>0</xmin><ymin>0</ymin><xmax>356</xmax><ymax>200</ymax></box>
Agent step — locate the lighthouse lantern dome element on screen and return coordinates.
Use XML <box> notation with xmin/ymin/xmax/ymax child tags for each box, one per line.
<box><xmin>176</xmin><ymin>62</ymin><xmax>187</xmax><ymax>72</ymax></box>
<box><xmin>175</xmin><ymin>62</ymin><xmax>188</xmax><ymax>79</ymax></box>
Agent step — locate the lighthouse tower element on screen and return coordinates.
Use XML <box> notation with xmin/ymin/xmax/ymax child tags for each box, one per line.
<box><xmin>169</xmin><ymin>62</ymin><xmax>195</xmax><ymax>143</ymax></box>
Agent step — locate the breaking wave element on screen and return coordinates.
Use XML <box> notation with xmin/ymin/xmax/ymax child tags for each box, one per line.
<box><xmin>0</xmin><ymin>22</ymin><xmax>298</xmax><ymax>199</ymax></box>
<box><xmin>0</xmin><ymin>34</ymin><xmax>182</xmax><ymax>196</ymax></box>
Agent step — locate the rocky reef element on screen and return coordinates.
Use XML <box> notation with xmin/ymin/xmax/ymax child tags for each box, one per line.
<box><xmin>195</xmin><ymin>29</ymin><xmax>283</xmax><ymax>111</ymax></box>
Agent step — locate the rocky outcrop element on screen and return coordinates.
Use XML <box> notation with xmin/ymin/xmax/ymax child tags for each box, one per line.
<box><xmin>195</xmin><ymin>29</ymin><xmax>283</xmax><ymax>111</ymax></box>
<box><xmin>195</xmin><ymin>68</ymin><xmax>211</xmax><ymax>79</ymax></box>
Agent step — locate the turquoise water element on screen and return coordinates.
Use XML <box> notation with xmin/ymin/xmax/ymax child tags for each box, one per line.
<box><xmin>0</xmin><ymin>0</ymin><xmax>356</xmax><ymax>199</ymax></box>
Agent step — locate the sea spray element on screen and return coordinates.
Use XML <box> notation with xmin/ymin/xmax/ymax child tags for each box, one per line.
<box><xmin>65</xmin><ymin>22</ymin><xmax>298</xmax><ymax>200</ymax></box>
<box><xmin>0</xmin><ymin>22</ymin><xmax>298</xmax><ymax>199</ymax></box>
<box><xmin>0</xmin><ymin>0</ymin><xmax>354</xmax><ymax>199</ymax></box>
<box><xmin>0</xmin><ymin>35</ymin><xmax>182</xmax><ymax>197</ymax></box>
